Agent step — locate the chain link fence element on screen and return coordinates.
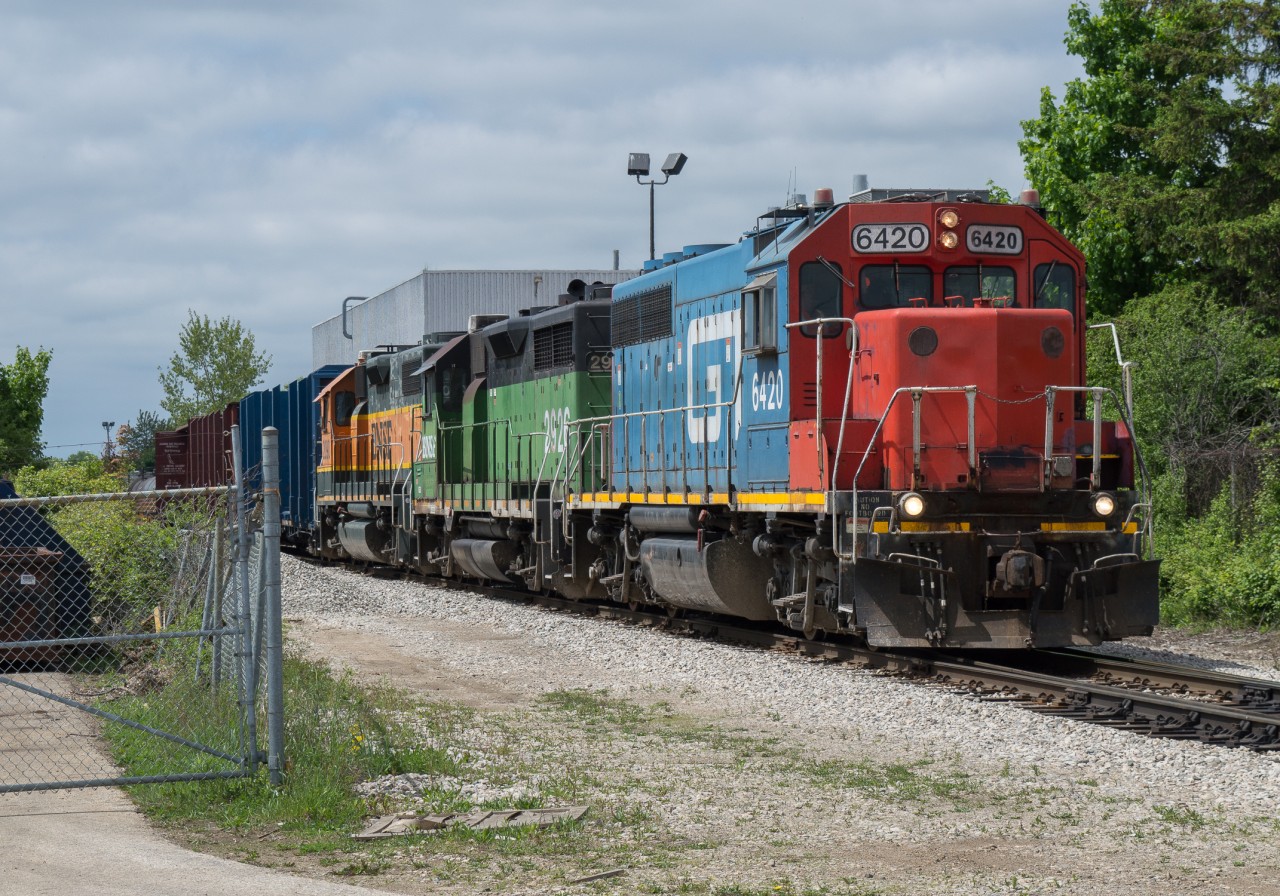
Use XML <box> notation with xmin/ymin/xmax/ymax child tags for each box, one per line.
<box><xmin>0</xmin><ymin>427</ymin><xmax>285</xmax><ymax>792</ymax></box>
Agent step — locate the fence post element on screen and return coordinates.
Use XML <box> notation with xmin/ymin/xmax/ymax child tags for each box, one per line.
<box><xmin>230</xmin><ymin>425</ymin><xmax>259</xmax><ymax>777</ymax></box>
<box><xmin>262</xmin><ymin>427</ymin><xmax>286</xmax><ymax>786</ymax></box>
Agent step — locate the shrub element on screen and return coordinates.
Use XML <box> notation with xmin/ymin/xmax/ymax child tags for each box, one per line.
<box><xmin>1157</xmin><ymin>460</ymin><xmax>1280</xmax><ymax>628</ymax></box>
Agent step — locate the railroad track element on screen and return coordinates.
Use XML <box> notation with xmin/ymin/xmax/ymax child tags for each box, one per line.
<box><xmin>924</xmin><ymin>651</ymin><xmax>1280</xmax><ymax>752</ymax></box>
<box><xmin>324</xmin><ymin>559</ymin><xmax>1280</xmax><ymax>752</ymax></box>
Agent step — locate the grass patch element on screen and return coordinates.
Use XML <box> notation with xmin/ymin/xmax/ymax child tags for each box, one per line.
<box><xmin>537</xmin><ymin>687</ymin><xmax>674</xmax><ymax>731</ymax></box>
<box><xmin>538</xmin><ymin>687</ymin><xmax>784</xmax><ymax>759</ymax></box>
<box><xmin>98</xmin><ymin>651</ymin><xmax>666</xmax><ymax>885</ymax></box>
<box><xmin>1152</xmin><ymin>804</ymin><xmax>1208</xmax><ymax>829</ymax></box>
<box><xmin>102</xmin><ymin>643</ymin><xmax>466</xmax><ymax>838</ymax></box>
<box><xmin>95</xmin><ymin>661</ymin><xmax>983</xmax><ymax>891</ymax></box>
<box><xmin>805</xmin><ymin>757</ymin><xmax>979</xmax><ymax>807</ymax></box>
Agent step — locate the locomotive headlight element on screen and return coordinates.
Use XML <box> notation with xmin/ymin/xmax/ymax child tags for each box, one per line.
<box><xmin>938</xmin><ymin>208</ymin><xmax>959</xmax><ymax>229</ymax></box>
<box><xmin>899</xmin><ymin>492</ymin><xmax>926</xmax><ymax>519</ymax></box>
<box><xmin>1091</xmin><ymin>492</ymin><xmax>1117</xmax><ymax>518</ymax></box>
<box><xmin>938</xmin><ymin>230</ymin><xmax>959</xmax><ymax>250</ymax></box>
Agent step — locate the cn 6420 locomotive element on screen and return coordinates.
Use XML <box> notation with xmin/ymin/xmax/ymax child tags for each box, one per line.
<box><xmin>181</xmin><ymin>186</ymin><xmax>1160</xmax><ymax>650</ymax></box>
<box><xmin>311</xmin><ymin>187</ymin><xmax>1159</xmax><ymax>649</ymax></box>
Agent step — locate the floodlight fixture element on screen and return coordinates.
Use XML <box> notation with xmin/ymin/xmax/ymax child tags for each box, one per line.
<box><xmin>661</xmin><ymin>152</ymin><xmax>688</xmax><ymax>176</ymax></box>
<box><xmin>628</xmin><ymin>150</ymin><xmax>689</xmax><ymax>261</ymax></box>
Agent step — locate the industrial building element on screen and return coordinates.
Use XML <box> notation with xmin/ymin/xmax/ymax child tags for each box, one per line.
<box><xmin>312</xmin><ymin>268</ymin><xmax>639</xmax><ymax>368</ymax></box>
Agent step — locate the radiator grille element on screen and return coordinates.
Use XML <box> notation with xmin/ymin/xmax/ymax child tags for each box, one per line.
<box><xmin>611</xmin><ymin>285</ymin><xmax>673</xmax><ymax>347</ymax></box>
<box><xmin>400</xmin><ymin>359</ymin><xmax>422</xmax><ymax>395</ymax></box>
<box><xmin>534</xmin><ymin>322</ymin><xmax>575</xmax><ymax>371</ymax></box>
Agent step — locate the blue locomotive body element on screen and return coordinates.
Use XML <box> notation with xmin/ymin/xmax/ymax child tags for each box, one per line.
<box><xmin>609</xmin><ymin>238</ymin><xmax>792</xmax><ymax>499</ymax></box>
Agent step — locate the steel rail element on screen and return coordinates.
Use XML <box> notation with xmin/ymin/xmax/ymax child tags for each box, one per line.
<box><xmin>1030</xmin><ymin>648</ymin><xmax>1280</xmax><ymax>712</ymax></box>
<box><xmin>924</xmin><ymin>654</ymin><xmax>1280</xmax><ymax>750</ymax></box>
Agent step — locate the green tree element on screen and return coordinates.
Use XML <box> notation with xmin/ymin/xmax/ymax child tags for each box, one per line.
<box><xmin>158</xmin><ymin>311</ymin><xmax>271</xmax><ymax>422</ymax></box>
<box><xmin>11</xmin><ymin>455</ymin><xmax>122</xmax><ymax>497</ymax></box>
<box><xmin>11</xmin><ymin>456</ymin><xmax>189</xmax><ymax>628</ymax></box>
<box><xmin>0</xmin><ymin>346</ymin><xmax>53</xmax><ymax>473</ymax></box>
<box><xmin>1020</xmin><ymin>0</ymin><xmax>1280</xmax><ymax>316</ymax></box>
<box><xmin>1088</xmin><ymin>285</ymin><xmax>1280</xmax><ymax>510</ymax></box>
<box><xmin>116</xmin><ymin>410</ymin><xmax>165</xmax><ymax>471</ymax></box>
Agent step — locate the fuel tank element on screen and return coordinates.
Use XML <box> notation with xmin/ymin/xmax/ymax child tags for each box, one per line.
<box><xmin>337</xmin><ymin>520</ymin><xmax>390</xmax><ymax>564</ymax></box>
<box><xmin>638</xmin><ymin>536</ymin><xmax>774</xmax><ymax>620</ymax></box>
<box><xmin>450</xmin><ymin>538</ymin><xmax>518</xmax><ymax>583</ymax></box>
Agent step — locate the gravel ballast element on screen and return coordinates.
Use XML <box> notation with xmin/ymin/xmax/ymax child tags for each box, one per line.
<box><xmin>281</xmin><ymin>556</ymin><xmax>1280</xmax><ymax>895</ymax></box>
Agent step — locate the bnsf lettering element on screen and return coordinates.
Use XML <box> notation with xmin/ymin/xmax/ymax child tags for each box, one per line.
<box><xmin>372</xmin><ymin>419</ymin><xmax>394</xmax><ymax>445</ymax></box>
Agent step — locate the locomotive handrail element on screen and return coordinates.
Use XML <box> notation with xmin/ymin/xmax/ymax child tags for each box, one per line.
<box><xmin>570</xmin><ymin>395</ymin><xmax>740</xmax><ymax>498</ymax></box>
<box><xmin>785</xmin><ymin>316</ymin><xmax>856</xmax><ymax>493</ymax></box>
<box><xmin>435</xmin><ymin>416</ymin><xmax>517</xmax><ymax>504</ymax></box>
<box><xmin>328</xmin><ymin>431</ymin><xmax>412</xmax><ymax>507</ymax></box>
<box><xmin>842</xmin><ymin>382</ymin><xmax>1153</xmax><ymax>565</ymax></box>
<box><xmin>842</xmin><ymin>385</ymin><xmax>979</xmax><ymax>563</ymax></box>
<box><xmin>557</xmin><ymin>420</ymin><xmax>610</xmax><ymax>543</ymax></box>
<box><xmin>1088</xmin><ymin>322</ymin><xmax>1136</xmax><ymax>422</ymax></box>
<box><xmin>1045</xmin><ymin>386</ymin><xmax>1107</xmax><ymax>490</ymax></box>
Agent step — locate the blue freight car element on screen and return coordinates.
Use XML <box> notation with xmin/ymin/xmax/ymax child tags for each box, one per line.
<box><xmin>238</xmin><ymin>365</ymin><xmax>346</xmax><ymax>550</ymax></box>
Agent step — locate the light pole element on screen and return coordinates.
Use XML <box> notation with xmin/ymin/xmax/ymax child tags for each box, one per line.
<box><xmin>628</xmin><ymin>152</ymin><xmax>688</xmax><ymax>262</ymax></box>
<box><xmin>102</xmin><ymin>420</ymin><xmax>116</xmax><ymax>460</ymax></box>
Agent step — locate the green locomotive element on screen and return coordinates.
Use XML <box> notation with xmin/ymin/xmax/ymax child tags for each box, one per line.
<box><xmin>407</xmin><ymin>295</ymin><xmax>613</xmax><ymax>592</ymax></box>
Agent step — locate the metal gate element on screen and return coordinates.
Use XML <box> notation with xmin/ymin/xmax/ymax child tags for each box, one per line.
<box><xmin>0</xmin><ymin>427</ymin><xmax>285</xmax><ymax>792</ymax></box>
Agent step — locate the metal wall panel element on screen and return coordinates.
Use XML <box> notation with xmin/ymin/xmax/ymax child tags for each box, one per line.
<box><xmin>312</xmin><ymin>270</ymin><xmax>638</xmax><ymax>368</ymax></box>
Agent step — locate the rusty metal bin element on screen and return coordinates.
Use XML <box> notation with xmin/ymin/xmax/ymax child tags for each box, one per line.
<box><xmin>0</xmin><ymin>547</ymin><xmax>64</xmax><ymax>666</ymax></box>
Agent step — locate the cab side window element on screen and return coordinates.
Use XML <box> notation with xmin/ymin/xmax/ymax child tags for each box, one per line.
<box><xmin>798</xmin><ymin>261</ymin><xmax>842</xmax><ymax>337</ymax></box>
<box><xmin>1033</xmin><ymin>262</ymin><xmax>1076</xmax><ymax>311</ymax></box>
<box><xmin>743</xmin><ymin>284</ymin><xmax>777</xmax><ymax>354</ymax></box>
<box><xmin>440</xmin><ymin>365</ymin><xmax>465</xmax><ymax>413</ymax></box>
<box><xmin>335</xmin><ymin>392</ymin><xmax>356</xmax><ymax>428</ymax></box>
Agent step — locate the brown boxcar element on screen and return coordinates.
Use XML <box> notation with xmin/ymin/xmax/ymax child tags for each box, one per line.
<box><xmin>186</xmin><ymin>402</ymin><xmax>239</xmax><ymax>488</ymax></box>
<box><xmin>154</xmin><ymin>429</ymin><xmax>190</xmax><ymax>489</ymax></box>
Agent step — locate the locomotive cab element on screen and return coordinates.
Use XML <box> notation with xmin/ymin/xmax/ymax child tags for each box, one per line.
<box><xmin>791</xmin><ymin>192</ymin><xmax>1158</xmax><ymax>648</ymax></box>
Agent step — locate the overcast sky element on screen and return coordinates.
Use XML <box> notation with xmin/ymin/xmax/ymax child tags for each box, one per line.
<box><xmin>1</xmin><ymin>1</ymin><xmax>1085</xmax><ymax>459</ymax></box>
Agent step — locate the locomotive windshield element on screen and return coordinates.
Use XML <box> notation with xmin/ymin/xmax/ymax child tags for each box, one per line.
<box><xmin>858</xmin><ymin>265</ymin><xmax>933</xmax><ymax>308</ymax></box>
<box><xmin>943</xmin><ymin>266</ymin><xmax>1015</xmax><ymax>304</ymax></box>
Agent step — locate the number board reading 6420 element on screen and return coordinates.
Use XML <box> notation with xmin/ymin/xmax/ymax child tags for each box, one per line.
<box><xmin>851</xmin><ymin>223</ymin><xmax>929</xmax><ymax>254</ymax></box>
